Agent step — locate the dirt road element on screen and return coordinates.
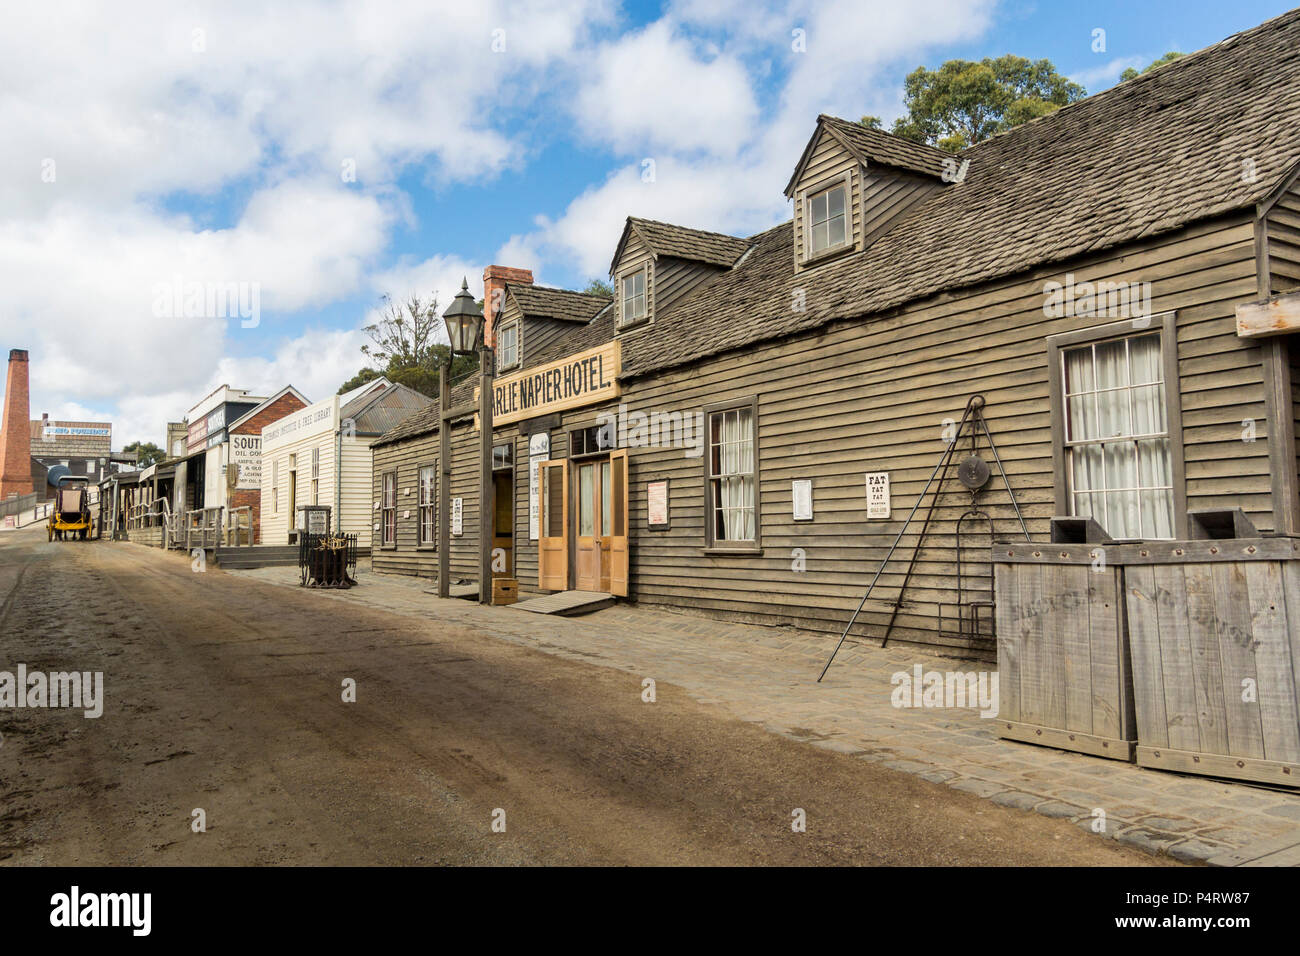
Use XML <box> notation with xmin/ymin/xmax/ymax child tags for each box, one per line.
<box><xmin>0</xmin><ymin>527</ymin><xmax>1168</xmax><ymax>865</ymax></box>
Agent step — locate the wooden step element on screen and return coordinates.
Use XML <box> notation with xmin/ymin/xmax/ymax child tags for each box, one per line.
<box><xmin>511</xmin><ymin>590</ymin><xmax>615</xmax><ymax>616</ymax></box>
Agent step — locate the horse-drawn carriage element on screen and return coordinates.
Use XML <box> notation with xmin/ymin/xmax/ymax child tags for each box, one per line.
<box><xmin>47</xmin><ymin>473</ymin><xmax>92</xmax><ymax>541</ymax></box>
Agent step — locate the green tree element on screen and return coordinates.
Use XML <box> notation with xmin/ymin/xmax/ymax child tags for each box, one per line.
<box><xmin>1120</xmin><ymin>51</ymin><xmax>1185</xmax><ymax>82</ymax></box>
<box><xmin>341</xmin><ymin>292</ymin><xmax>479</xmax><ymax>399</ymax></box>
<box><xmin>338</xmin><ymin>367</ymin><xmax>381</xmax><ymax>395</ymax></box>
<box><xmin>123</xmin><ymin>440</ymin><xmax>164</xmax><ymax>467</ymax></box>
<box><xmin>891</xmin><ymin>55</ymin><xmax>1086</xmax><ymax>152</ymax></box>
<box><xmin>582</xmin><ymin>278</ymin><xmax>614</xmax><ymax>298</ymax></box>
<box><xmin>858</xmin><ymin>115</ymin><xmax>883</xmax><ymax>130</ymax></box>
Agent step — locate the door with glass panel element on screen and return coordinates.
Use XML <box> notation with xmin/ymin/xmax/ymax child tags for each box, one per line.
<box><xmin>537</xmin><ymin>460</ymin><xmax>568</xmax><ymax>591</ymax></box>
<box><xmin>575</xmin><ymin>456</ymin><xmax>612</xmax><ymax>592</ymax></box>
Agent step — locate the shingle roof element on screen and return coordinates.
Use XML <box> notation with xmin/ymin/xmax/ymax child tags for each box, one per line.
<box><xmin>507</xmin><ymin>283</ymin><xmax>610</xmax><ymax>323</ymax></box>
<box><xmin>610</xmin><ymin>217</ymin><xmax>750</xmax><ymax>274</ymax></box>
<box><xmin>784</xmin><ymin>114</ymin><xmax>952</xmax><ymax>193</ymax></box>
<box><xmin>622</xmin><ymin>7</ymin><xmax>1300</xmax><ymax>379</ymax></box>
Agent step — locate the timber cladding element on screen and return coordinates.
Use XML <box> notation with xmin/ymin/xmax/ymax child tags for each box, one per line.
<box><xmin>1266</xmin><ymin>175</ymin><xmax>1300</xmax><ymax>295</ymax></box>
<box><xmin>367</xmin><ymin>211</ymin><xmax>1277</xmax><ymax>655</ymax></box>
<box><xmin>604</xmin><ymin>212</ymin><xmax>1272</xmax><ymax>654</ymax></box>
<box><xmin>1121</xmin><ymin>537</ymin><xmax>1300</xmax><ymax>785</ymax></box>
<box><xmin>993</xmin><ymin>547</ymin><xmax>1136</xmax><ymax>760</ymax></box>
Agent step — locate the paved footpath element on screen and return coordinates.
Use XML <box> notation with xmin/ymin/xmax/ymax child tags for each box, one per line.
<box><xmin>236</xmin><ymin>561</ymin><xmax>1300</xmax><ymax>865</ymax></box>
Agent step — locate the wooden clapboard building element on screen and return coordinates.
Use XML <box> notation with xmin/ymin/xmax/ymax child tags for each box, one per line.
<box><xmin>373</xmin><ymin>9</ymin><xmax>1300</xmax><ymax>656</ymax></box>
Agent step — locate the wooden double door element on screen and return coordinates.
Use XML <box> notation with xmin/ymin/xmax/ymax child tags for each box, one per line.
<box><xmin>538</xmin><ymin>450</ymin><xmax>628</xmax><ymax>595</ymax></box>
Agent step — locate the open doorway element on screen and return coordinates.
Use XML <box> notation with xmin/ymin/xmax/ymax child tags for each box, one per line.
<box><xmin>492</xmin><ymin>443</ymin><xmax>514</xmax><ymax>577</ymax></box>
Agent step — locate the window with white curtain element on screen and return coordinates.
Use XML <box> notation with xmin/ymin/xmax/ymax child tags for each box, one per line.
<box><xmin>381</xmin><ymin>471</ymin><xmax>396</xmax><ymax>547</ymax></box>
<box><xmin>707</xmin><ymin>404</ymin><xmax>756</xmax><ymax>546</ymax></box>
<box><xmin>1062</xmin><ymin>331</ymin><xmax>1174</xmax><ymax>539</ymax></box>
<box><xmin>418</xmin><ymin>464</ymin><xmax>436</xmax><ymax>546</ymax></box>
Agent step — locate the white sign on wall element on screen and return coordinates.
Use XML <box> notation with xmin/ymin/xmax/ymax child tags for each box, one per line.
<box><xmin>527</xmin><ymin>432</ymin><xmax>549</xmax><ymax>541</ymax></box>
<box><xmin>646</xmin><ymin>480</ymin><xmax>669</xmax><ymax>528</ymax></box>
<box><xmin>230</xmin><ymin>433</ymin><xmax>261</xmax><ymax>490</ymax></box>
<box><xmin>451</xmin><ymin>497</ymin><xmax>463</xmax><ymax>536</ymax></box>
<box><xmin>866</xmin><ymin>472</ymin><xmax>891</xmax><ymax>519</ymax></box>
<box><xmin>792</xmin><ymin>479</ymin><xmax>813</xmax><ymax>521</ymax></box>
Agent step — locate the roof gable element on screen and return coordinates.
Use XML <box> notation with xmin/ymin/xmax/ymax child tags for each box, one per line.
<box><xmin>784</xmin><ymin>116</ymin><xmax>952</xmax><ymax>197</ymax></box>
<box><xmin>505</xmin><ymin>283</ymin><xmax>610</xmax><ymax>323</ymax></box>
<box><xmin>609</xmin><ymin>217</ymin><xmax>750</xmax><ymax>275</ymax></box>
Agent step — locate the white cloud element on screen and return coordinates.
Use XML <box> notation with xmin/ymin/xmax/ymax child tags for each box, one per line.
<box><xmin>0</xmin><ymin>0</ymin><xmax>611</xmax><ymax>447</ymax></box>
<box><xmin>518</xmin><ymin>0</ymin><xmax>995</xmax><ymax>279</ymax></box>
<box><xmin>1069</xmin><ymin>55</ymin><xmax>1146</xmax><ymax>92</ymax></box>
<box><xmin>0</xmin><ymin>181</ymin><xmax>394</xmax><ymax>444</ymax></box>
<box><xmin>575</xmin><ymin>20</ymin><xmax>760</xmax><ymax>156</ymax></box>
<box><xmin>1</xmin><ymin>0</ymin><xmax>1000</xmax><ymax>448</ymax></box>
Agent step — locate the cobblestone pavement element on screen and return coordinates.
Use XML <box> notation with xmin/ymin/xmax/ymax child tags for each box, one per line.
<box><xmin>234</xmin><ymin>560</ymin><xmax>1300</xmax><ymax>865</ymax></box>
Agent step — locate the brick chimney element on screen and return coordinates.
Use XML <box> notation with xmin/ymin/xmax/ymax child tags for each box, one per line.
<box><xmin>482</xmin><ymin>265</ymin><xmax>533</xmax><ymax>350</ymax></box>
<box><xmin>0</xmin><ymin>349</ymin><xmax>33</xmax><ymax>498</ymax></box>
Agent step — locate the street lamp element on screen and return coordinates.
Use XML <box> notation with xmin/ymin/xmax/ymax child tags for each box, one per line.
<box><xmin>440</xmin><ymin>278</ymin><xmax>495</xmax><ymax>605</ymax></box>
<box><xmin>443</xmin><ymin>278</ymin><xmax>483</xmax><ymax>355</ymax></box>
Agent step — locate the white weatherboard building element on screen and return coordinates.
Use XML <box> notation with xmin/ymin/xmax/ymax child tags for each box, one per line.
<box><xmin>259</xmin><ymin>378</ymin><xmax>432</xmax><ymax>548</ymax></box>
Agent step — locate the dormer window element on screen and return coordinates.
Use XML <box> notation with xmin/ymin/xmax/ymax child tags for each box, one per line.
<box><xmin>619</xmin><ymin>268</ymin><xmax>647</xmax><ymax>327</ymax></box>
<box><xmin>498</xmin><ymin>321</ymin><xmax>519</xmax><ymax>368</ymax></box>
<box><xmin>807</xmin><ymin>181</ymin><xmax>848</xmax><ymax>256</ymax></box>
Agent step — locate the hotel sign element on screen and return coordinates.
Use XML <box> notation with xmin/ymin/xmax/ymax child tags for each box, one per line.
<box><xmin>489</xmin><ymin>342</ymin><xmax>620</xmax><ymax>427</ymax></box>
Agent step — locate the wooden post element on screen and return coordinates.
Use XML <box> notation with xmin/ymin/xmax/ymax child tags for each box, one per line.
<box><xmin>478</xmin><ymin>344</ymin><xmax>494</xmax><ymax>605</ymax></box>
<box><xmin>438</xmin><ymin>360</ymin><xmax>450</xmax><ymax>599</ymax></box>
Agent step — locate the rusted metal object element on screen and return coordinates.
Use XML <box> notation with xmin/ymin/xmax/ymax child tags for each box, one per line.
<box><xmin>299</xmin><ymin>532</ymin><xmax>358</xmax><ymax>588</ymax></box>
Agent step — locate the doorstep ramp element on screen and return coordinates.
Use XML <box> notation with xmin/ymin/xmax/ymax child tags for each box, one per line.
<box><xmin>214</xmin><ymin>546</ymin><xmax>299</xmax><ymax>569</ymax></box>
<box><xmin>511</xmin><ymin>591</ymin><xmax>614</xmax><ymax>616</ymax></box>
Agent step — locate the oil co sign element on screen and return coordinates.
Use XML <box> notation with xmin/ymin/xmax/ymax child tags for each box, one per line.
<box><xmin>489</xmin><ymin>341</ymin><xmax>620</xmax><ymax>427</ymax></box>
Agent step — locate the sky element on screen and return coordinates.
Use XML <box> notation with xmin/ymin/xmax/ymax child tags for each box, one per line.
<box><xmin>2</xmin><ymin>0</ymin><xmax>1295</xmax><ymax>446</ymax></box>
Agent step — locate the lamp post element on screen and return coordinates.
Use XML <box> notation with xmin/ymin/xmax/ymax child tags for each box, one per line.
<box><xmin>441</xmin><ymin>279</ymin><xmax>495</xmax><ymax>605</ymax></box>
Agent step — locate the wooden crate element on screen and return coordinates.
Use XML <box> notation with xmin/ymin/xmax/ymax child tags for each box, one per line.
<box><xmin>491</xmin><ymin>577</ymin><xmax>519</xmax><ymax>606</ymax></box>
<box><xmin>994</xmin><ymin>543</ymin><xmax>1137</xmax><ymax>760</ymax></box>
<box><xmin>1120</xmin><ymin>537</ymin><xmax>1300</xmax><ymax>786</ymax></box>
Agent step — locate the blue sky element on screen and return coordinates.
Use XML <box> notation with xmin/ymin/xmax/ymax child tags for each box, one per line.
<box><xmin>1</xmin><ymin>0</ymin><xmax>1293</xmax><ymax>445</ymax></box>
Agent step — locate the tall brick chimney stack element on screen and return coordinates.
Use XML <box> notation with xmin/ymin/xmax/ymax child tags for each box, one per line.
<box><xmin>481</xmin><ymin>265</ymin><xmax>534</xmax><ymax>350</ymax></box>
<box><xmin>0</xmin><ymin>349</ymin><xmax>33</xmax><ymax>499</ymax></box>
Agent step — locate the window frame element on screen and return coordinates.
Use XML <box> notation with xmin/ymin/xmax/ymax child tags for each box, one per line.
<box><xmin>799</xmin><ymin>171</ymin><xmax>854</xmax><ymax>264</ymax></box>
<box><xmin>380</xmin><ymin>469</ymin><xmax>397</xmax><ymax>549</ymax></box>
<box><xmin>702</xmin><ymin>396</ymin><xmax>762</xmax><ymax>553</ymax></box>
<box><xmin>311</xmin><ymin>445</ymin><xmax>320</xmax><ymax>505</ymax></box>
<box><xmin>617</xmin><ymin>265</ymin><xmax>649</xmax><ymax>329</ymax></box>
<box><xmin>417</xmin><ymin>461</ymin><xmax>437</xmax><ymax>549</ymax></box>
<box><xmin>497</xmin><ymin>321</ymin><xmax>520</xmax><ymax>370</ymax></box>
<box><xmin>1047</xmin><ymin>313</ymin><xmax>1187</xmax><ymax>540</ymax></box>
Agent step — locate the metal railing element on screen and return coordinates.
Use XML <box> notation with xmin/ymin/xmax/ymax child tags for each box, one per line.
<box><xmin>0</xmin><ymin>492</ymin><xmax>39</xmax><ymax>519</ymax></box>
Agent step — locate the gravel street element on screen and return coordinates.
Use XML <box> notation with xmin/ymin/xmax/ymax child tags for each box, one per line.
<box><xmin>0</xmin><ymin>527</ymin><xmax>1167</xmax><ymax>866</ymax></box>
